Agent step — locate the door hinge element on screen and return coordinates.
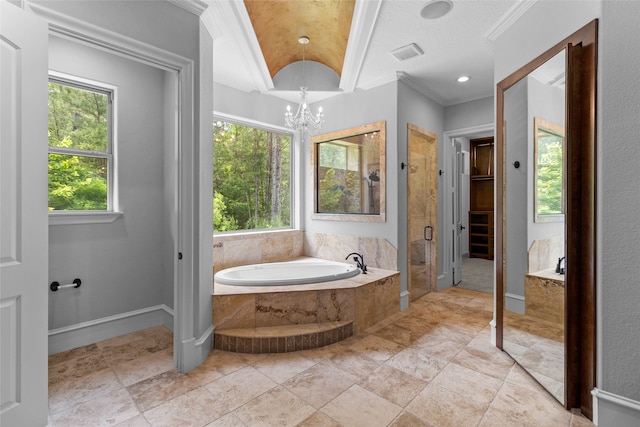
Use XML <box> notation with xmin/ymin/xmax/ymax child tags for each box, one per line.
<box><xmin>178</xmin><ymin>252</ymin><xmax>183</xmax><ymax>260</ymax></box>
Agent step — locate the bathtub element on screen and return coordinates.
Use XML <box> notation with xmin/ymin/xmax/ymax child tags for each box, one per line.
<box><xmin>214</xmin><ymin>258</ymin><xmax>360</xmax><ymax>286</ymax></box>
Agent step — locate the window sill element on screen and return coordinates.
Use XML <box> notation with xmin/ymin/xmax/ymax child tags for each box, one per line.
<box><xmin>49</xmin><ymin>211</ymin><xmax>123</xmax><ymax>226</ymax></box>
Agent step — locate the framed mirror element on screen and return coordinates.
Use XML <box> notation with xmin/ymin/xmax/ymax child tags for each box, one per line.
<box><xmin>311</xmin><ymin>121</ymin><xmax>385</xmax><ymax>222</ymax></box>
<box><xmin>534</xmin><ymin>117</ymin><xmax>565</xmax><ymax>223</ymax></box>
<box><xmin>496</xmin><ymin>20</ymin><xmax>597</xmax><ymax>418</ymax></box>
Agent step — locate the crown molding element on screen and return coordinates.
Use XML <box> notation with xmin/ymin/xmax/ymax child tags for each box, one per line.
<box><xmin>396</xmin><ymin>71</ymin><xmax>447</xmax><ymax>106</ymax></box>
<box><xmin>340</xmin><ymin>0</ymin><xmax>383</xmax><ymax>93</ymax></box>
<box><xmin>26</xmin><ymin>1</ymin><xmax>192</xmax><ymax>71</ymax></box>
<box><xmin>167</xmin><ymin>0</ymin><xmax>208</xmax><ymax>16</ymax></box>
<box><xmin>483</xmin><ymin>0</ymin><xmax>538</xmax><ymax>50</ymax></box>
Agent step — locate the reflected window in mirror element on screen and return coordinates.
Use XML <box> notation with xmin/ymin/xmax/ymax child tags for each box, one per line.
<box><xmin>312</xmin><ymin>121</ymin><xmax>385</xmax><ymax>222</ymax></box>
<box><xmin>534</xmin><ymin>117</ymin><xmax>565</xmax><ymax>222</ymax></box>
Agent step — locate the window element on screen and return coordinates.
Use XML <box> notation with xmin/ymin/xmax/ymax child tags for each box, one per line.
<box><xmin>534</xmin><ymin>117</ymin><xmax>565</xmax><ymax>222</ymax></box>
<box><xmin>213</xmin><ymin>120</ymin><xmax>292</xmax><ymax>232</ymax></box>
<box><xmin>48</xmin><ymin>77</ymin><xmax>113</xmax><ymax>212</ymax></box>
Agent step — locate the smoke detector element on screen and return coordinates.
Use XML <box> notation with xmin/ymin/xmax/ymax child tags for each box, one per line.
<box><xmin>391</xmin><ymin>43</ymin><xmax>424</xmax><ymax>61</ymax></box>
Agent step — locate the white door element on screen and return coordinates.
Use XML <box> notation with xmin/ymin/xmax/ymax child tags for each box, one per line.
<box><xmin>0</xmin><ymin>2</ymin><xmax>49</xmax><ymax>425</ymax></box>
<box><xmin>451</xmin><ymin>139</ymin><xmax>463</xmax><ymax>285</ymax></box>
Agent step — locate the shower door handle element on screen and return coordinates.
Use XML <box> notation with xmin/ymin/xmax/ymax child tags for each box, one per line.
<box><xmin>424</xmin><ymin>225</ymin><xmax>433</xmax><ymax>241</ymax></box>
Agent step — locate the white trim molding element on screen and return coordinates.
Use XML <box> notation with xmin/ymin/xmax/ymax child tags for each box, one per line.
<box><xmin>592</xmin><ymin>388</ymin><xmax>640</xmax><ymax>427</ymax></box>
<box><xmin>483</xmin><ymin>0</ymin><xmax>538</xmax><ymax>49</ymax></box>
<box><xmin>505</xmin><ymin>292</ymin><xmax>525</xmax><ymax>314</ymax></box>
<box><xmin>48</xmin><ymin>305</ymin><xmax>174</xmax><ymax>355</ymax></box>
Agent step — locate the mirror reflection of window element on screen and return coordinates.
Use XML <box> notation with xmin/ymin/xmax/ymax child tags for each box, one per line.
<box><xmin>534</xmin><ymin>117</ymin><xmax>565</xmax><ymax>222</ymax></box>
<box><xmin>315</xmin><ymin>128</ymin><xmax>382</xmax><ymax>215</ymax></box>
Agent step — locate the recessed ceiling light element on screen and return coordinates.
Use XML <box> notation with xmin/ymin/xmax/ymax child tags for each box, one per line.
<box><xmin>457</xmin><ymin>75</ymin><xmax>471</xmax><ymax>83</ymax></box>
<box><xmin>420</xmin><ymin>0</ymin><xmax>454</xmax><ymax>20</ymax></box>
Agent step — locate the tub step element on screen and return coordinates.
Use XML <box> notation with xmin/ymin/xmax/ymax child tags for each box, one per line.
<box><xmin>213</xmin><ymin>320</ymin><xmax>353</xmax><ymax>354</ymax></box>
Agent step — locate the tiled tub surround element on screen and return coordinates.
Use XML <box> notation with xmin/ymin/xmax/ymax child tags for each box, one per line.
<box><xmin>213</xmin><ymin>230</ymin><xmax>398</xmax><ymax>274</ymax></box>
<box><xmin>525</xmin><ymin>270</ymin><xmax>565</xmax><ymax>325</ymax></box>
<box><xmin>213</xmin><ymin>260</ymin><xmax>400</xmax><ymax>353</ymax></box>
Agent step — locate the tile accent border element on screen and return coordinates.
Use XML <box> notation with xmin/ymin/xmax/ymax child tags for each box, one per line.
<box><xmin>213</xmin><ymin>322</ymin><xmax>353</xmax><ymax>353</ymax></box>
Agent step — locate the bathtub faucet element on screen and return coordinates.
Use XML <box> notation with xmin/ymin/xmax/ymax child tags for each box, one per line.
<box><xmin>346</xmin><ymin>252</ymin><xmax>367</xmax><ymax>274</ymax></box>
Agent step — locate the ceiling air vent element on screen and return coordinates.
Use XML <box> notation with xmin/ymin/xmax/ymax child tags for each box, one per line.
<box><xmin>391</xmin><ymin>43</ymin><xmax>424</xmax><ymax>61</ymax></box>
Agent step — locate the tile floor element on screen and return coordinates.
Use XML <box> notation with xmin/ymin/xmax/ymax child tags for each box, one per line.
<box><xmin>47</xmin><ymin>288</ymin><xmax>594</xmax><ymax>427</ymax></box>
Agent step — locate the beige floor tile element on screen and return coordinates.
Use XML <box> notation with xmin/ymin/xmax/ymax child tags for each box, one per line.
<box><xmin>127</xmin><ymin>370</ymin><xmax>200</xmax><ymax>412</ymax></box>
<box><xmin>372</xmin><ymin>323</ymin><xmax>419</xmax><ymax>346</ymax></box>
<box><xmin>405</xmin><ymin>382</ymin><xmax>487</xmax><ymax>427</ymax></box>
<box><xmin>203</xmin><ymin>366</ymin><xmax>277</xmax><ymax>416</ymax></box>
<box><xmin>48</xmin><ymin>350</ymin><xmax>110</xmax><ymax>387</ymax></box>
<box><xmin>187</xmin><ymin>350</ymin><xmax>248</xmax><ymax>386</ymax></box>
<box><xmin>282</xmin><ymin>362</ymin><xmax>359</xmax><ymax>408</ymax></box>
<box><xmin>478</xmin><ymin>381</ymin><xmax>571</xmax><ymax>427</ymax></box>
<box><xmin>252</xmin><ymin>352</ymin><xmax>317</xmax><ymax>383</ymax></box>
<box><xmin>142</xmin><ymin>387</ymin><xmax>219</xmax><ymax>427</ymax></box>
<box><xmin>51</xmin><ymin>388</ymin><xmax>139</xmax><ymax>427</ymax></box>
<box><xmin>452</xmin><ymin>343</ymin><xmax>514</xmax><ymax>381</ymax></box>
<box><xmin>112</xmin><ymin>348</ymin><xmax>174</xmax><ymax>387</ymax></box>
<box><xmin>49</xmin><ymin>367</ymin><xmax>122</xmax><ymax>414</ymax></box>
<box><xmin>388</xmin><ymin>411</ymin><xmax>436</xmax><ymax>427</ymax></box>
<box><xmin>571</xmin><ymin>412</ymin><xmax>596</xmax><ymax>427</ymax></box>
<box><xmin>114</xmin><ymin>414</ymin><xmax>151</xmax><ymax>427</ymax></box>
<box><xmin>410</xmin><ymin>336</ymin><xmax>465</xmax><ymax>362</ymax></box>
<box><xmin>321</xmin><ymin>385</ymin><xmax>402</xmax><ymax>427</ymax></box>
<box><xmin>48</xmin><ymin>288</ymin><xmax>587</xmax><ymax>427</ymax></box>
<box><xmin>234</xmin><ymin>386</ymin><xmax>316</xmax><ymax>426</ymax></box>
<box><xmin>346</xmin><ymin>334</ymin><xmax>403</xmax><ymax>363</ymax></box>
<box><xmin>297</xmin><ymin>411</ymin><xmax>342</xmax><ymax>427</ymax></box>
<box><xmin>360</xmin><ymin>364</ymin><xmax>427</xmax><ymax>407</ymax></box>
<box><xmin>204</xmin><ymin>412</ymin><xmax>247</xmax><ymax>426</ymax></box>
<box><xmin>48</xmin><ymin>343</ymin><xmax>100</xmax><ymax>367</ymax></box>
<box><xmin>325</xmin><ymin>348</ymin><xmax>381</xmax><ymax>381</ymax></box>
<box><xmin>429</xmin><ymin>363</ymin><xmax>502</xmax><ymax>408</ymax></box>
<box><xmin>385</xmin><ymin>347</ymin><xmax>448</xmax><ymax>382</ymax></box>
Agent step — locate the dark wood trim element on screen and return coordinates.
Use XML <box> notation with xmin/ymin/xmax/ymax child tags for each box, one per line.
<box><xmin>495</xmin><ymin>20</ymin><xmax>597</xmax><ymax>419</ymax></box>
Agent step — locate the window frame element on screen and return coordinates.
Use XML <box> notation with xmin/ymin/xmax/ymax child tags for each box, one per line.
<box><xmin>48</xmin><ymin>72</ymin><xmax>121</xmax><ymax>225</ymax></box>
<box><xmin>212</xmin><ymin>113</ymin><xmax>296</xmax><ymax>235</ymax></box>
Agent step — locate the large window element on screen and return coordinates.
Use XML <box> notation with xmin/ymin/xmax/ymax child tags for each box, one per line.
<box><xmin>213</xmin><ymin>120</ymin><xmax>292</xmax><ymax>232</ymax></box>
<box><xmin>48</xmin><ymin>77</ymin><xmax>113</xmax><ymax>211</ymax></box>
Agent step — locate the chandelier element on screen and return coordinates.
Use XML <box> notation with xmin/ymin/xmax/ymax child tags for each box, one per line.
<box><xmin>285</xmin><ymin>36</ymin><xmax>324</xmax><ymax>132</ymax></box>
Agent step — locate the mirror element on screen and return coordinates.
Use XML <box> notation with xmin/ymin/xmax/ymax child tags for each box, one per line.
<box><xmin>502</xmin><ymin>49</ymin><xmax>567</xmax><ymax>404</ymax></box>
<box><xmin>534</xmin><ymin>117</ymin><xmax>565</xmax><ymax>222</ymax></box>
<box><xmin>312</xmin><ymin>121</ymin><xmax>385</xmax><ymax>222</ymax></box>
<box><xmin>497</xmin><ymin>20</ymin><xmax>598</xmax><ymax>417</ymax></box>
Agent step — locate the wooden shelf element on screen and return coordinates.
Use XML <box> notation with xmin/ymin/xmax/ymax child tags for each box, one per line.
<box><xmin>469</xmin><ymin>137</ymin><xmax>494</xmax><ymax>260</ymax></box>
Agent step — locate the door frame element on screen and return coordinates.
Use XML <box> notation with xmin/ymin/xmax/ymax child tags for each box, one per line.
<box><xmin>442</xmin><ymin>124</ymin><xmax>494</xmax><ymax>291</ymax></box>
<box><xmin>28</xmin><ymin>2</ymin><xmax>211</xmax><ymax>372</ymax></box>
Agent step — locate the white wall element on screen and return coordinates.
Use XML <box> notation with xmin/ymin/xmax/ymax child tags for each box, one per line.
<box><xmin>32</xmin><ymin>0</ymin><xmax>198</xmax><ymax>60</ymax></box>
<box><xmin>503</xmin><ymin>78</ymin><xmax>528</xmax><ymax>310</ymax></box>
<box><xmin>526</xmin><ymin>76</ymin><xmax>565</xmax><ymax>247</ymax></box>
<box><xmin>304</xmin><ymin>82</ymin><xmax>399</xmax><ymax>244</ymax></box>
<box><xmin>444</xmin><ymin>97</ymin><xmax>494</xmax><ymax>132</ymax></box>
<box><xmin>48</xmin><ymin>36</ymin><xmax>168</xmax><ymax>328</ymax></box>
<box><xmin>599</xmin><ymin>0</ymin><xmax>640</xmax><ymax>410</ymax></box>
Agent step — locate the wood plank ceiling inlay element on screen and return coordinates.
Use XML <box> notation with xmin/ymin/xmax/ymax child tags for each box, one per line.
<box><xmin>243</xmin><ymin>0</ymin><xmax>356</xmax><ymax>78</ymax></box>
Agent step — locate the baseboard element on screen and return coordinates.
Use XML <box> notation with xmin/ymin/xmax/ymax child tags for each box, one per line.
<box><xmin>504</xmin><ymin>292</ymin><xmax>525</xmax><ymax>314</ymax></box>
<box><xmin>176</xmin><ymin>324</ymin><xmax>214</xmax><ymax>373</ymax></box>
<box><xmin>592</xmin><ymin>388</ymin><xmax>640</xmax><ymax>427</ymax></box>
<box><xmin>400</xmin><ymin>290</ymin><xmax>410</xmax><ymax>311</ymax></box>
<box><xmin>48</xmin><ymin>304</ymin><xmax>174</xmax><ymax>355</ymax></box>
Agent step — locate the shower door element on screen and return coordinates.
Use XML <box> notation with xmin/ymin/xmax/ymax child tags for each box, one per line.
<box><xmin>407</xmin><ymin>124</ymin><xmax>438</xmax><ymax>300</ymax></box>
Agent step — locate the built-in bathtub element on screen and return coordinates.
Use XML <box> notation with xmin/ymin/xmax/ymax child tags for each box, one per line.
<box><xmin>214</xmin><ymin>258</ymin><xmax>360</xmax><ymax>286</ymax></box>
<box><xmin>212</xmin><ymin>257</ymin><xmax>400</xmax><ymax>353</ymax></box>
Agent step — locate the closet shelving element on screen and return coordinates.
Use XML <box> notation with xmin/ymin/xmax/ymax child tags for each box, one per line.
<box><xmin>469</xmin><ymin>137</ymin><xmax>494</xmax><ymax>260</ymax></box>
